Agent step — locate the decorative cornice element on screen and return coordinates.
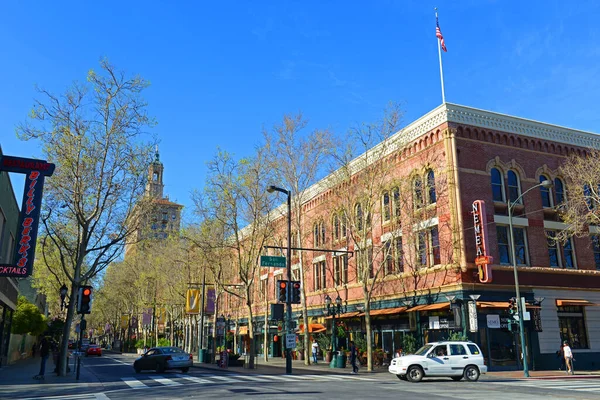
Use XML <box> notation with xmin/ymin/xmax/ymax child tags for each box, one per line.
<box><xmin>445</xmin><ymin>103</ymin><xmax>600</xmax><ymax>149</ymax></box>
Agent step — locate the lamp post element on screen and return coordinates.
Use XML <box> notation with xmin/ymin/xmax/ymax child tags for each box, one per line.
<box><xmin>508</xmin><ymin>179</ymin><xmax>553</xmax><ymax>378</ymax></box>
<box><xmin>266</xmin><ymin>185</ymin><xmax>292</xmax><ymax>375</ymax></box>
<box><xmin>325</xmin><ymin>294</ymin><xmax>345</xmax><ymax>368</ymax></box>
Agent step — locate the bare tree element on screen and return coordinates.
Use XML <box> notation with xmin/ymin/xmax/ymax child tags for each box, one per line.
<box><xmin>16</xmin><ymin>59</ymin><xmax>156</xmax><ymax>375</ymax></box>
<box><xmin>193</xmin><ymin>147</ymin><xmax>275</xmax><ymax>368</ymax></box>
<box><xmin>263</xmin><ymin>113</ymin><xmax>334</xmax><ymax>364</ymax></box>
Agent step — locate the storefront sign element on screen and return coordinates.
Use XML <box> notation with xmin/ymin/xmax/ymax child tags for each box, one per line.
<box><xmin>532</xmin><ymin>308</ymin><xmax>543</xmax><ymax>332</ymax></box>
<box><xmin>468</xmin><ymin>301</ymin><xmax>478</xmax><ymax>332</ymax></box>
<box><xmin>486</xmin><ymin>314</ymin><xmax>500</xmax><ymax>329</ymax></box>
<box><xmin>428</xmin><ymin>316</ymin><xmax>440</xmax><ymax>329</ymax></box>
<box><xmin>472</xmin><ymin>200</ymin><xmax>493</xmax><ymax>283</ymax></box>
<box><xmin>0</xmin><ymin>155</ymin><xmax>55</xmax><ymax>277</ymax></box>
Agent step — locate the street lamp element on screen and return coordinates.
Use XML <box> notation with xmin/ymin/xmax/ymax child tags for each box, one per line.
<box><xmin>325</xmin><ymin>294</ymin><xmax>345</xmax><ymax>368</ymax></box>
<box><xmin>508</xmin><ymin>179</ymin><xmax>552</xmax><ymax>378</ymax></box>
<box><xmin>59</xmin><ymin>284</ymin><xmax>68</xmax><ymax>310</ymax></box>
<box><xmin>266</xmin><ymin>185</ymin><xmax>292</xmax><ymax>375</ymax></box>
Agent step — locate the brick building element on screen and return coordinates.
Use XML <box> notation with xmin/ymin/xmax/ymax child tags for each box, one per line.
<box><xmin>226</xmin><ymin>103</ymin><xmax>600</xmax><ymax>371</ymax></box>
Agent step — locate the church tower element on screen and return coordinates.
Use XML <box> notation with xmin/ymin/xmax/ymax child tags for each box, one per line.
<box><xmin>146</xmin><ymin>146</ymin><xmax>164</xmax><ymax>198</ymax></box>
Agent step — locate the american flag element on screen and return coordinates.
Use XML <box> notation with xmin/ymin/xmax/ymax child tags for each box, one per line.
<box><xmin>436</xmin><ymin>17</ymin><xmax>447</xmax><ymax>52</ymax></box>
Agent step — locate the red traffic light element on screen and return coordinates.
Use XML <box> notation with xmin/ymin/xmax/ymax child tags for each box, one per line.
<box><xmin>83</xmin><ymin>288</ymin><xmax>91</xmax><ymax>296</ymax></box>
<box><xmin>279</xmin><ymin>281</ymin><xmax>288</xmax><ymax>289</ymax></box>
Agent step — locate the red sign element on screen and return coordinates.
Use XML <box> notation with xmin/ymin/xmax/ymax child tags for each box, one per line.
<box><xmin>472</xmin><ymin>200</ymin><xmax>493</xmax><ymax>283</ymax></box>
<box><xmin>0</xmin><ymin>155</ymin><xmax>55</xmax><ymax>277</ymax></box>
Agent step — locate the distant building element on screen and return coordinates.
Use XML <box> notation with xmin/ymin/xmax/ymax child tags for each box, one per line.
<box><xmin>125</xmin><ymin>147</ymin><xmax>183</xmax><ymax>257</ymax></box>
<box><xmin>0</xmin><ymin>145</ymin><xmax>21</xmax><ymax>365</ymax></box>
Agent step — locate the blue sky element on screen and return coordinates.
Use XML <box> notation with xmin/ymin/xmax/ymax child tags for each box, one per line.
<box><xmin>1</xmin><ymin>0</ymin><xmax>599</xmax><ymax>218</ymax></box>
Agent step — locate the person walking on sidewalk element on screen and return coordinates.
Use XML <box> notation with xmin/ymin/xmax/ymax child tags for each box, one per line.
<box><xmin>311</xmin><ymin>339</ymin><xmax>319</xmax><ymax>364</ymax></box>
<box><xmin>556</xmin><ymin>343</ymin><xmax>565</xmax><ymax>371</ymax></box>
<box><xmin>563</xmin><ymin>340</ymin><xmax>574</xmax><ymax>374</ymax></box>
<box><xmin>34</xmin><ymin>337</ymin><xmax>50</xmax><ymax>379</ymax></box>
<box><xmin>349</xmin><ymin>341</ymin><xmax>359</xmax><ymax>374</ymax></box>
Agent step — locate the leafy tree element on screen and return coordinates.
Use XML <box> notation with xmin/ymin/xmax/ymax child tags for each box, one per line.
<box><xmin>12</xmin><ymin>296</ymin><xmax>47</xmax><ymax>336</ymax></box>
<box><xmin>17</xmin><ymin>59</ymin><xmax>156</xmax><ymax>375</ymax></box>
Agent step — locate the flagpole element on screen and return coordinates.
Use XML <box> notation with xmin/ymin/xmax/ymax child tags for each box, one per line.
<box><xmin>435</xmin><ymin>8</ymin><xmax>446</xmax><ymax>104</ymax></box>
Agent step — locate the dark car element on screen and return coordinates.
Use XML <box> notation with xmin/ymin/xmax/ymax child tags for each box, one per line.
<box><xmin>133</xmin><ymin>347</ymin><xmax>193</xmax><ymax>373</ymax></box>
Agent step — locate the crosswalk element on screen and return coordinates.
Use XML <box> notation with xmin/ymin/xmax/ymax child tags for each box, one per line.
<box><xmin>120</xmin><ymin>372</ymin><xmax>374</xmax><ymax>390</ymax></box>
<box><xmin>490</xmin><ymin>378</ymin><xmax>600</xmax><ymax>393</ymax></box>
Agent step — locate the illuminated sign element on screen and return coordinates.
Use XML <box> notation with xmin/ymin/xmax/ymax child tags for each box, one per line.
<box><xmin>0</xmin><ymin>155</ymin><xmax>55</xmax><ymax>277</ymax></box>
<box><xmin>472</xmin><ymin>200</ymin><xmax>493</xmax><ymax>283</ymax></box>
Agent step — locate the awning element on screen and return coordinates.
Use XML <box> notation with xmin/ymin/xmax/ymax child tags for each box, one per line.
<box><xmin>325</xmin><ymin>311</ymin><xmax>362</xmax><ymax>319</ymax></box>
<box><xmin>297</xmin><ymin>323</ymin><xmax>326</xmax><ymax>334</ymax></box>
<box><xmin>407</xmin><ymin>302</ymin><xmax>450</xmax><ymax>312</ymax></box>
<box><xmin>366</xmin><ymin>307</ymin><xmax>407</xmax><ymax>316</ymax></box>
<box><xmin>477</xmin><ymin>301</ymin><xmax>541</xmax><ymax>309</ymax></box>
<box><xmin>238</xmin><ymin>326</ymin><xmax>248</xmax><ymax>335</ymax></box>
<box><xmin>556</xmin><ymin>299</ymin><xmax>600</xmax><ymax>307</ymax></box>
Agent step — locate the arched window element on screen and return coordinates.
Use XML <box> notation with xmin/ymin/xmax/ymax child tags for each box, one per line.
<box><xmin>584</xmin><ymin>184</ymin><xmax>594</xmax><ymax>210</ymax></box>
<box><xmin>507</xmin><ymin>170</ymin><xmax>521</xmax><ymax>203</ymax></box>
<box><xmin>320</xmin><ymin>221</ymin><xmax>326</xmax><ymax>245</ymax></box>
<box><xmin>313</xmin><ymin>223</ymin><xmax>320</xmax><ymax>246</ymax></box>
<box><xmin>427</xmin><ymin>170</ymin><xmax>436</xmax><ymax>204</ymax></box>
<box><xmin>356</xmin><ymin>203</ymin><xmax>363</xmax><ymax>231</ymax></box>
<box><xmin>490</xmin><ymin>168</ymin><xmax>504</xmax><ymax>202</ymax></box>
<box><xmin>554</xmin><ymin>178</ymin><xmax>565</xmax><ymax>205</ymax></box>
<box><xmin>414</xmin><ymin>176</ymin><xmax>423</xmax><ymax>208</ymax></box>
<box><xmin>333</xmin><ymin>214</ymin><xmax>340</xmax><ymax>241</ymax></box>
<box><xmin>382</xmin><ymin>191</ymin><xmax>391</xmax><ymax>222</ymax></box>
<box><xmin>340</xmin><ymin>212</ymin><xmax>347</xmax><ymax>239</ymax></box>
<box><xmin>392</xmin><ymin>187</ymin><xmax>401</xmax><ymax>219</ymax></box>
<box><xmin>540</xmin><ymin>174</ymin><xmax>552</xmax><ymax>207</ymax></box>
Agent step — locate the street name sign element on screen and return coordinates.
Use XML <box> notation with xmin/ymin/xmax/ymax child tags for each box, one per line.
<box><xmin>260</xmin><ymin>255</ymin><xmax>286</xmax><ymax>268</ymax></box>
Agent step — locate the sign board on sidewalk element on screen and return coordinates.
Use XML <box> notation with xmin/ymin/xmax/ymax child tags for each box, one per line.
<box><xmin>285</xmin><ymin>333</ymin><xmax>296</xmax><ymax>349</ymax></box>
<box><xmin>260</xmin><ymin>255</ymin><xmax>286</xmax><ymax>268</ymax></box>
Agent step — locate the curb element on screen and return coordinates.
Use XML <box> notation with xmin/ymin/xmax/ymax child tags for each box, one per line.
<box><xmin>526</xmin><ymin>374</ymin><xmax>600</xmax><ymax>380</ymax></box>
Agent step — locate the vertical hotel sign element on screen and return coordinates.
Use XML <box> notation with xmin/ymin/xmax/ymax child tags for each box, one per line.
<box><xmin>0</xmin><ymin>155</ymin><xmax>55</xmax><ymax>277</ymax></box>
<box><xmin>472</xmin><ymin>200</ymin><xmax>493</xmax><ymax>283</ymax></box>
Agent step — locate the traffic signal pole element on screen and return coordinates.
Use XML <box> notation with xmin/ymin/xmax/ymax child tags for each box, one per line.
<box><xmin>285</xmin><ymin>190</ymin><xmax>292</xmax><ymax>375</ymax></box>
<box><xmin>76</xmin><ymin>314</ymin><xmax>84</xmax><ymax>380</ymax></box>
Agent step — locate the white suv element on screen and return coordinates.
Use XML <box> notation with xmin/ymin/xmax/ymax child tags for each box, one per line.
<box><xmin>389</xmin><ymin>341</ymin><xmax>487</xmax><ymax>382</ymax></box>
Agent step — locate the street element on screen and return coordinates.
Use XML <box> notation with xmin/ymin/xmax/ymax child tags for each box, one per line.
<box><xmin>1</xmin><ymin>354</ymin><xmax>600</xmax><ymax>400</ymax></box>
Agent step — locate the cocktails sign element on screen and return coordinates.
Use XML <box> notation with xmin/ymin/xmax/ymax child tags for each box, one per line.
<box><xmin>0</xmin><ymin>155</ymin><xmax>55</xmax><ymax>277</ymax></box>
<box><xmin>472</xmin><ymin>200</ymin><xmax>493</xmax><ymax>283</ymax></box>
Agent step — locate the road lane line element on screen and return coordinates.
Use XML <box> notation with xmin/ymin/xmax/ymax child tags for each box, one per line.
<box><xmin>175</xmin><ymin>374</ymin><xmax>212</xmax><ymax>383</ymax></box>
<box><xmin>149</xmin><ymin>375</ymin><xmax>183</xmax><ymax>386</ymax></box>
<box><xmin>205</xmin><ymin>375</ymin><xmax>240</xmax><ymax>382</ymax></box>
<box><xmin>121</xmin><ymin>377</ymin><xmax>149</xmax><ymax>389</ymax></box>
<box><xmin>230</xmin><ymin>374</ymin><xmax>271</xmax><ymax>382</ymax></box>
<box><xmin>95</xmin><ymin>394</ymin><xmax>110</xmax><ymax>399</ymax></box>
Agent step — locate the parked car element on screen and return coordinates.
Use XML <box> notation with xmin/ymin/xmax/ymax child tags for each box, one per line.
<box><xmin>86</xmin><ymin>344</ymin><xmax>102</xmax><ymax>356</ymax></box>
<box><xmin>133</xmin><ymin>347</ymin><xmax>193</xmax><ymax>373</ymax></box>
<box><xmin>389</xmin><ymin>341</ymin><xmax>487</xmax><ymax>382</ymax></box>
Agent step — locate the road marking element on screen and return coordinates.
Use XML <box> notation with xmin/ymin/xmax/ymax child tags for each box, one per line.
<box><xmin>303</xmin><ymin>374</ymin><xmax>345</xmax><ymax>380</ymax></box>
<box><xmin>253</xmin><ymin>374</ymin><xmax>307</xmax><ymax>381</ymax></box>
<box><xmin>175</xmin><ymin>374</ymin><xmax>212</xmax><ymax>384</ymax></box>
<box><xmin>121</xmin><ymin>377</ymin><xmax>149</xmax><ymax>389</ymax></box>
<box><xmin>205</xmin><ymin>375</ymin><xmax>240</xmax><ymax>382</ymax></box>
<box><xmin>104</xmin><ymin>357</ymin><xmax>130</xmax><ymax>365</ymax></box>
<box><xmin>231</xmin><ymin>374</ymin><xmax>271</xmax><ymax>382</ymax></box>
<box><xmin>95</xmin><ymin>394</ymin><xmax>110</xmax><ymax>399</ymax></box>
<box><xmin>149</xmin><ymin>376</ymin><xmax>183</xmax><ymax>386</ymax></box>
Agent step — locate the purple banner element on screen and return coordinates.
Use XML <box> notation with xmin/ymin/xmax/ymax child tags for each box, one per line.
<box><xmin>142</xmin><ymin>308</ymin><xmax>153</xmax><ymax>326</ymax></box>
<box><xmin>205</xmin><ymin>288</ymin><xmax>216</xmax><ymax>314</ymax></box>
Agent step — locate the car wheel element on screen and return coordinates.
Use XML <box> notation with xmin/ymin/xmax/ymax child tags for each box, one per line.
<box><xmin>406</xmin><ymin>366</ymin><xmax>424</xmax><ymax>383</ymax></box>
<box><xmin>156</xmin><ymin>362</ymin><xmax>166</xmax><ymax>373</ymax></box>
<box><xmin>463</xmin><ymin>365</ymin><xmax>480</xmax><ymax>382</ymax></box>
<box><xmin>396</xmin><ymin>374</ymin><xmax>408</xmax><ymax>381</ymax></box>
<box><xmin>451</xmin><ymin>376</ymin><xmax>462</xmax><ymax>381</ymax></box>
<box><xmin>181</xmin><ymin>368</ymin><xmax>189</xmax><ymax>373</ymax></box>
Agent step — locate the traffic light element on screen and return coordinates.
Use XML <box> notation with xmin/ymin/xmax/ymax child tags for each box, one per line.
<box><xmin>277</xmin><ymin>280</ymin><xmax>289</xmax><ymax>303</ymax></box>
<box><xmin>508</xmin><ymin>297</ymin><xmax>518</xmax><ymax>315</ymax></box>
<box><xmin>77</xmin><ymin>285</ymin><xmax>93</xmax><ymax>314</ymax></box>
<box><xmin>291</xmin><ymin>281</ymin><xmax>301</xmax><ymax>304</ymax></box>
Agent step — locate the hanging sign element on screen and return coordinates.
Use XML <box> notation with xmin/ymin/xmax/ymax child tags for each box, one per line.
<box><xmin>468</xmin><ymin>301</ymin><xmax>478</xmax><ymax>332</ymax></box>
<box><xmin>472</xmin><ymin>200</ymin><xmax>493</xmax><ymax>283</ymax></box>
<box><xmin>186</xmin><ymin>289</ymin><xmax>201</xmax><ymax>314</ymax></box>
<box><xmin>0</xmin><ymin>155</ymin><xmax>55</xmax><ymax>277</ymax></box>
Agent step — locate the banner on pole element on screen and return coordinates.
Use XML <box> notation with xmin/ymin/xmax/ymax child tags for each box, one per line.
<box><xmin>186</xmin><ymin>289</ymin><xmax>201</xmax><ymax>314</ymax></box>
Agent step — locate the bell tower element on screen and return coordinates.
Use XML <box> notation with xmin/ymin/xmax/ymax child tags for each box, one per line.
<box><xmin>147</xmin><ymin>146</ymin><xmax>164</xmax><ymax>199</ymax></box>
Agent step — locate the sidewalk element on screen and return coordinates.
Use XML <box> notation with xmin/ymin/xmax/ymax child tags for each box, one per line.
<box><xmin>0</xmin><ymin>354</ymin><xmax>99</xmax><ymax>386</ymax></box>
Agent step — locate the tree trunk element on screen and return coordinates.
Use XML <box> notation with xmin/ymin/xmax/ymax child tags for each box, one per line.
<box><xmin>364</xmin><ymin>299</ymin><xmax>373</xmax><ymax>372</ymax></box>
<box><xmin>59</xmin><ymin>283</ymin><xmax>78</xmax><ymax>376</ymax></box>
<box><xmin>263</xmin><ymin>304</ymin><xmax>269</xmax><ymax>362</ymax></box>
<box><xmin>246</xmin><ymin>303</ymin><xmax>255</xmax><ymax>369</ymax></box>
<box><xmin>298</xmin><ymin>233</ymin><xmax>311</xmax><ymax>365</ymax></box>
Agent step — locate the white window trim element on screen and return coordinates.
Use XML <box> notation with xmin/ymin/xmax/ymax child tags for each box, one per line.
<box><xmin>543</xmin><ymin>221</ymin><xmax>569</xmax><ymax>230</ymax></box>
<box><xmin>273</xmin><ymin>269</ymin><xmax>284</xmax><ymax>277</ymax></box>
<box><xmin>494</xmin><ymin>215</ymin><xmax>529</xmax><ymax>227</ymax></box>
<box><xmin>332</xmin><ymin>247</ymin><xmax>347</xmax><ymax>257</ymax></box>
<box><xmin>312</xmin><ymin>254</ymin><xmax>326</xmax><ymax>263</ymax></box>
<box><xmin>381</xmin><ymin>229</ymin><xmax>403</xmax><ymax>243</ymax></box>
<box><xmin>412</xmin><ymin>216</ymin><xmax>439</xmax><ymax>231</ymax></box>
<box><xmin>260</xmin><ymin>273</ymin><xmax>268</xmax><ymax>280</ymax></box>
<box><xmin>589</xmin><ymin>225</ymin><xmax>600</xmax><ymax>234</ymax></box>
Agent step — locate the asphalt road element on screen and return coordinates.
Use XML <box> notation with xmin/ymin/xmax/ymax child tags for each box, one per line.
<box><xmin>3</xmin><ymin>354</ymin><xmax>600</xmax><ymax>400</ymax></box>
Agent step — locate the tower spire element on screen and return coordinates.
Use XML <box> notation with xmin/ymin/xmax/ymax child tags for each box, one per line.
<box><xmin>155</xmin><ymin>145</ymin><xmax>160</xmax><ymax>162</ymax></box>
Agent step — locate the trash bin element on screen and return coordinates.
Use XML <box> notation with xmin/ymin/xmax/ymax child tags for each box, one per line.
<box><xmin>335</xmin><ymin>352</ymin><xmax>346</xmax><ymax>368</ymax></box>
<box><xmin>199</xmin><ymin>349</ymin><xmax>208</xmax><ymax>363</ymax></box>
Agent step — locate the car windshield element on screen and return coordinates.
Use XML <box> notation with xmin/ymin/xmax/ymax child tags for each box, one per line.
<box><xmin>161</xmin><ymin>347</ymin><xmax>185</xmax><ymax>354</ymax></box>
<box><xmin>414</xmin><ymin>344</ymin><xmax>433</xmax><ymax>356</ymax></box>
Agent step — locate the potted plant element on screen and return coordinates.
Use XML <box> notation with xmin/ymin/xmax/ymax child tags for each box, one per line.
<box><xmin>296</xmin><ymin>338</ymin><xmax>305</xmax><ymax>360</ymax></box>
<box><xmin>315</xmin><ymin>334</ymin><xmax>331</xmax><ymax>363</ymax></box>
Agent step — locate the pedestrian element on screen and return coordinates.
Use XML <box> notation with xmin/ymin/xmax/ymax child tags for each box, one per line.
<box><xmin>556</xmin><ymin>343</ymin><xmax>565</xmax><ymax>371</ymax></box>
<box><xmin>34</xmin><ymin>337</ymin><xmax>50</xmax><ymax>380</ymax></box>
<box><xmin>395</xmin><ymin>348</ymin><xmax>402</xmax><ymax>359</ymax></box>
<box><xmin>311</xmin><ymin>339</ymin><xmax>319</xmax><ymax>364</ymax></box>
<box><xmin>563</xmin><ymin>340</ymin><xmax>574</xmax><ymax>374</ymax></box>
<box><xmin>349</xmin><ymin>340</ymin><xmax>359</xmax><ymax>374</ymax></box>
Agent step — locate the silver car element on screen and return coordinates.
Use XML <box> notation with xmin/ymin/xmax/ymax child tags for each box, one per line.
<box><xmin>133</xmin><ymin>346</ymin><xmax>193</xmax><ymax>373</ymax></box>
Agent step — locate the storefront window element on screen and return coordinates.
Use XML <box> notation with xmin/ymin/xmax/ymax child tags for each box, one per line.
<box><xmin>558</xmin><ymin>306</ymin><xmax>589</xmax><ymax>349</ymax></box>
